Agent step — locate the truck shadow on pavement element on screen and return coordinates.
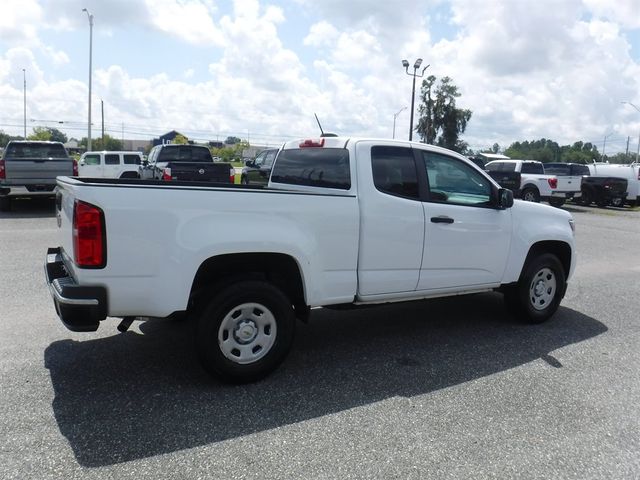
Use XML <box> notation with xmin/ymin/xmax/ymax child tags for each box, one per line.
<box><xmin>44</xmin><ymin>292</ymin><xmax>607</xmax><ymax>467</ymax></box>
<box><xmin>0</xmin><ymin>196</ymin><xmax>55</xmax><ymax>218</ymax></box>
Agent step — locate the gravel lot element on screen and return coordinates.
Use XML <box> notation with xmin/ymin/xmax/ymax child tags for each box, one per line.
<box><xmin>1</xmin><ymin>197</ymin><xmax>639</xmax><ymax>479</ymax></box>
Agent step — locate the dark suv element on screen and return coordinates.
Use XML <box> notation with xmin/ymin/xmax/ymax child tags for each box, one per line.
<box><xmin>241</xmin><ymin>148</ymin><xmax>278</xmax><ymax>186</ymax></box>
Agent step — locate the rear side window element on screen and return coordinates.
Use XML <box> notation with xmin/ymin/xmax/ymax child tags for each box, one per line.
<box><xmin>371</xmin><ymin>146</ymin><xmax>419</xmax><ymax>199</ymax></box>
<box><xmin>5</xmin><ymin>143</ymin><xmax>68</xmax><ymax>160</ymax></box>
<box><xmin>124</xmin><ymin>154</ymin><xmax>141</xmax><ymax>165</ymax></box>
<box><xmin>521</xmin><ymin>162</ymin><xmax>544</xmax><ymax>174</ymax></box>
<box><xmin>573</xmin><ymin>165</ymin><xmax>590</xmax><ymax>176</ymax></box>
<box><xmin>271</xmin><ymin>148</ymin><xmax>350</xmax><ymax>190</ymax></box>
<box><xmin>544</xmin><ymin>164</ymin><xmax>568</xmax><ymax>175</ymax></box>
<box><xmin>486</xmin><ymin>162</ymin><xmax>515</xmax><ymax>172</ymax></box>
<box><xmin>105</xmin><ymin>154</ymin><xmax>120</xmax><ymax>165</ymax></box>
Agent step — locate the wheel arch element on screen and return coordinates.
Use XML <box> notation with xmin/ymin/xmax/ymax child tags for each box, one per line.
<box><xmin>189</xmin><ymin>252</ymin><xmax>307</xmax><ymax>316</ymax></box>
<box><xmin>522</xmin><ymin>241</ymin><xmax>572</xmax><ymax>280</ymax></box>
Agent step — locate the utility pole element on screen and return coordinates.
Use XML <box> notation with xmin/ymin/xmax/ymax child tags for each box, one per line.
<box><xmin>101</xmin><ymin>99</ymin><xmax>105</xmax><ymax>147</ymax></box>
<box><xmin>22</xmin><ymin>69</ymin><xmax>26</xmax><ymax>138</ymax></box>
<box><xmin>602</xmin><ymin>132</ymin><xmax>613</xmax><ymax>161</ymax></box>
<box><xmin>626</xmin><ymin>136</ymin><xmax>630</xmax><ymax>156</ymax></box>
<box><xmin>392</xmin><ymin>107</ymin><xmax>406</xmax><ymax>139</ymax></box>
<box><xmin>82</xmin><ymin>8</ymin><xmax>94</xmax><ymax>151</ymax></box>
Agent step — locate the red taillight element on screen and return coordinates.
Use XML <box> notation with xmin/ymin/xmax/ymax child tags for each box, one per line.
<box><xmin>230</xmin><ymin>167</ymin><xmax>235</xmax><ymax>183</ymax></box>
<box><xmin>0</xmin><ymin>159</ymin><xmax>5</xmax><ymax>180</ymax></box>
<box><xmin>548</xmin><ymin>177</ymin><xmax>558</xmax><ymax>189</ymax></box>
<box><xmin>73</xmin><ymin>200</ymin><xmax>106</xmax><ymax>268</ymax></box>
<box><xmin>162</xmin><ymin>167</ymin><xmax>172</xmax><ymax>181</ymax></box>
<box><xmin>299</xmin><ymin>138</ymin><xmax>325</xmax><ymax>148</ymax></box>
<box><xmin>72</xmin><ymin>159</ymin><xmax>78</xmax><ymax>176</ymax></box>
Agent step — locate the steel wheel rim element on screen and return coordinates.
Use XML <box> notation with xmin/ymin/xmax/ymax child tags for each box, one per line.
<box><xmin>218</xmin><ymin>302</ymin><xmax>277</xmax><ymax>364</ymax></box>
<box><xmin>523</xmin><ymin>191</ymin><xmax>536</xmax><ymax>202</ymax></box>
<box><xmin>529</xmin><ymin>267</ymin><xmax>556</xmax><ymax>311</ymax></box>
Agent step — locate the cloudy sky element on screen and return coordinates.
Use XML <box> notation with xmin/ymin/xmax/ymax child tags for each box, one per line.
<box><xmin>1</xmin><ymin>0</ymin><xmax>640</xmax><ymax>154</ymax></box>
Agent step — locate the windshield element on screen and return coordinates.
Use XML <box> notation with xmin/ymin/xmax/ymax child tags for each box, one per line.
<box><xmin>4</xmin><ymin>143</ymin><xmax>68</xmax><ymax>160</ymax></box>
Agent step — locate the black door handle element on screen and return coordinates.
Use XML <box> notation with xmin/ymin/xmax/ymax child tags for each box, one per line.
<box><xmin>431</xmin><ymin>216</ymin><xmax>454</xmax><ymax>224</ymax></box>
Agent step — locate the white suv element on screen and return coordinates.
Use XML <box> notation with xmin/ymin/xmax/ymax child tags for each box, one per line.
<box><xmin>78</xmin><ymin>151</ymin><xmax>143</xmax><ymax>179</ymax></box>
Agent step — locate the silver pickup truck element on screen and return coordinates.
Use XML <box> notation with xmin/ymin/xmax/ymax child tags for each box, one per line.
<box><xmin>0</xmin><ymin>140</ymin><xmax>76</xmax><ymax>211</ymax></box>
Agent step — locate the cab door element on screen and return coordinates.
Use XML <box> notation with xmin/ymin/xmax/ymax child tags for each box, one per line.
<box><xmin>103</xmin><ymin>153</ymin><xmax>121</xmax><ymax>178</ymax></box>
<box><xmin>78</xmin><ymin>153</ymin><xmax>102</xmax><ymax>177</ymax></box>
<box><xmin>415</xmin><ymin>149</ymin><xmax>512</xmax><ymax>291</ymax></box>
<box><xmin>356</xmin><ymin>142</ymin><xmax>425</xmax><ymax>296</ymax></box>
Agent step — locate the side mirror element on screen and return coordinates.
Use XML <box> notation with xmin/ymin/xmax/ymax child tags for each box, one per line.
<box><xmin>142</xmin><ymin>160</ymin><xmax>149</xmax><ymax>167</ymax></box>
<box><xmin>498</xmin><ymin>188</ymin><xmax>514</xmax><ymax>209</ymax></box>
<box><xmin>245</xmin><ymin>160</ymin><xmax>255</xmax><ymax>167</ymax></box>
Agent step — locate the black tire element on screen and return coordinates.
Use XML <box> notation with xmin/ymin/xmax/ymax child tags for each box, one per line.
<box><xmin>548</xmin><ymin>198</ymin><xmax>565</xmax><ymax>208</ymax></box>
<box><xmin>521</xmin><ymin>187</ymin><xmax>540</xmax><ymax>203</ymax></box>
<box><xmin>196</xmin><ymin>280</ymin><xmax>295</xmax><ymax>383</ymax></box>
<box><xmin>609</xmin><ymin>197</ymin><xmax>623</xmax><ymax>208</ymax></box>
<box><xmin>504</xmin><ymin>253</ymin><xmax>566</xmax><ymax>324</ymax></box>
<box><xmin>0</xmin><ymin>196</ymin><xmax>11</xmax><ymax>212</ymax></box>
<box><xmin>577</xmin><ymin>189</ymin><xmax>592</xmax><ymax>206</ymax></box>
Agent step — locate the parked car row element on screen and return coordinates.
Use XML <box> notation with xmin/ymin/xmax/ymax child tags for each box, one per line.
<box><xmin>483</xmin><ymin>158</ymin><xmax>638</xmax><ymax>209</ymax></box>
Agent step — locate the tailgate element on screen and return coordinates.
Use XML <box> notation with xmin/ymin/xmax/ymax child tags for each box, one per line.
<box><xmin>555</xmin><ymin>175</ymin><xmax>582</xmax><ymax>193</ymax></box>
<box><xmin>169</xmin><ymin>162</ymin><xmax>231</xmax><ymax>182</ymax></box>
<box><xmin>5</xmin><ymin>158</ymin><xmax>74</xmax><ymax>184</ymax></box>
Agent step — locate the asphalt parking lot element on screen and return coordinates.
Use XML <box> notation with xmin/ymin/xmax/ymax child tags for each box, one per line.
<box><xmin>1</xmin><ymin>197</ymin><xmax>639</xmax><ymax>479</ymax></box>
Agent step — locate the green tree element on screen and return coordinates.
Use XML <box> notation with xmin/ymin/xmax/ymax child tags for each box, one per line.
<box><xmin>79</xmin><ymin>135</ymin><xmax>123</xmax><ymax>151</ymax></box>
<box><xmin>415</xmin><ymin>76</ymin><xmax>472</xmax><ymax>153</ymax></box>
<box><xmin>46</xmin><ymin>127</ymin><xmax>68</xmax><ymax>143</ymax></box>
<box><xmin>28</xmin><ymin>127</ymin><xmax>52</xmax><ymax>141</ymax></box>
<box><xmin>27</xmin><ymin>127</ymin><xmax>68</xmax><ymax>143</ymax></box>
<box><xmin>173</xmin><ymin>134</ymin><xmax>188</xmax><ymax>145</ymax></box>
<box><xmin>225</xmin><ymin>136</ymin><xmax>241</xmax><ymax>145</ymax></box>
<box><xmin>0</xmin><ymin>130</ymin><xmax>22</xmax><ymax>147</ymax></box>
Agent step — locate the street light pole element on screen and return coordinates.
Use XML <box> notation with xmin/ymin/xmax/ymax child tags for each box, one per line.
<box><xmin>602</xmin><ymin>132</ymin><xmax>613</xmax><ymax>160</ymax></box>
<box><xmin>82</xmin><ymin>8</ymin><xmax>93</xmax><ymax>151</ymax></box>
<box><xmin>402</xmin><ymin>58</ymin><xmax>429</xmax><ymax>141</ymax></box>
<box><xmin>392</xmin><ymin>107</ymin><xmax>406</xmax><ymax>139</ymax></box>
<box><xmin>22</xmin><ymin>69</ymin><xmax>26</xmax><ymax>138</ymax></box>
<box><xmin>622</xmin><ymin>101</ymin><xmax>640</xmax><ymax>163</ymax></box>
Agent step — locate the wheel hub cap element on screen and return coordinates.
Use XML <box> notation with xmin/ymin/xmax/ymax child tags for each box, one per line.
<box><xmin>234</xmin><ymin>320</ymin><xmax>258</xmax><ymax>344</ymax></box>
<box><xmin>217</xmin><ymin>302</ymin><xmax>277</xmax><ymax>365</ymax></box>
<box><xmin>529</xmin><ymin>267</ymin><xmax>557</xmax><ymax>311</ymax></box>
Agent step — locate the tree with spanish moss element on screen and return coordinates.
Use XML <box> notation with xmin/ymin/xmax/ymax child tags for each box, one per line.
<box><xmin>415</xmin><ymin>75</ymin><xmax>472</xmax><ymax>153</ymax></box>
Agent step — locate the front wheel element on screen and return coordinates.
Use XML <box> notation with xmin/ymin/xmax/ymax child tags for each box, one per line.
<box><xmin>504</xmin><ymin>253</ymin><xmax>566</xmax><ymax>324</ymax></box>
<box><xmin>196</xmin><ymin>280</ymin><xmax>295</xmax><ymax>383</ymax></box>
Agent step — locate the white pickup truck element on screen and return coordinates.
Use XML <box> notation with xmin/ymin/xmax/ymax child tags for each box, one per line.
<box><xmin>485</xmin><ymin>159</ymin><xmax>582</xmax><ymax>207</ymax></box>
<box><xmin>45</xmin><ymin>137</ymin><xmax>576</xmax><ymax>383</ymax></box>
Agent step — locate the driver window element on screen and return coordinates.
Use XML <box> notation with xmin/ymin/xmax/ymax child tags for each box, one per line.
<box><xmin>83</xmin><ymin>154</ymin><xmax>100</xmax><ymax>166</ymax></box>
<box><xmin>254</xmin><ymin>152</ymin><xmax>266</xmax><ymax>167</ymax></box>
<box><xmin>420</xmin><ymin>151</ymin><xmax>492</xmax><ymax>206</ymax></box>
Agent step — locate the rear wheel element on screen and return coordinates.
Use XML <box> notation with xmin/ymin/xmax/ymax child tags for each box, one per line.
<box><xmin>576</xmin><ymin>189</ymin><xmax>592</xmax><ymax>206</ymax></box>
<box><xmin>610</xmin><ymin>197</ymin><xmax>624</xmax><ymax>208</ymax></box>
<box><xmin>504</xmin><ymin>253</ymin><xmax>566</xmax><ymax>324</ymax></box>
<box><xmin>196</xmin><ymin>280</ymin><xmax>295</xmax><ymax>383</ymax></box>
<box><xmin>521</xmin><ymin>187</ymin><xmax>540</xmax><ymax>203</ymax></box>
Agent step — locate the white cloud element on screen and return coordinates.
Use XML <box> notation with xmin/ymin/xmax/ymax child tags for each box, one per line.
<box><xmin>583</xmin><ymin>0</ymin><xmax>640</xmax><ymax>29</ymax></box>
<box><xmin>144</xmin><ymin>0</ymin><xmax>225</xmax><ymax>46</ymax></box>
